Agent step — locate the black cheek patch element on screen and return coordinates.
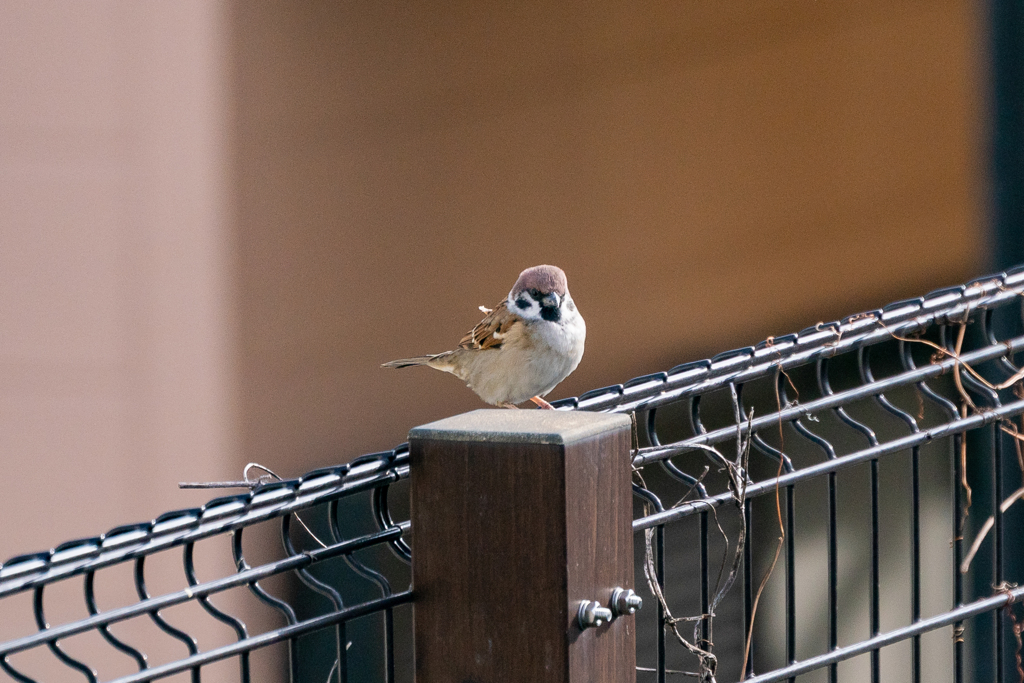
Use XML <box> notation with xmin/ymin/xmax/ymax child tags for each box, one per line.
<box><xmin>540</xmin><ymin>306</ymin><xmax>561</xmax><ymax>322</ymax></box>
<box><xmin>516</xmin><ymin>297</ymin><xmax>530</xmax><ymax>310</ymax></box>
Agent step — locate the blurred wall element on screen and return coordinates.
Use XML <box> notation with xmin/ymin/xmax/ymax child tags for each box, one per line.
<box><xmin>0</xmin><ymin>0</ymin><xmax>236</xmax><ymax>559</ymax></box>
<box><xmin>0</xmin><ymin>2</ymin><xmax>239</xmax><ymax>677</ymax></box>
<box><xmin>230</xmin><ymin>0</ymin><xmax>985</xmax><ymax>475</ymax></box>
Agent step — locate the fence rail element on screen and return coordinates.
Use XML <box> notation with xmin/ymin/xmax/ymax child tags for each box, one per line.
<box><xmin>1</xmin><ymin>267</ymin><xmax>1024</xmax><ymax>682</ymax></box>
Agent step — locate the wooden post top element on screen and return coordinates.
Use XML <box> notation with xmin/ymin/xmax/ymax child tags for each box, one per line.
<box><xmin>409</xmin><ymin>408</ymin><xmax>631</xmax><ymax>445</ymax></box>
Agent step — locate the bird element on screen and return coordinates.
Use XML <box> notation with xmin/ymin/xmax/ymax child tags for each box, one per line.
<box><xmin>382</xmin><ymin>265</ymin><xmax>586</xmax><ymax>409</ymax></box>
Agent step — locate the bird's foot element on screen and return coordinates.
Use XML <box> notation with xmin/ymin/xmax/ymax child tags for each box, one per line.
<box><xmin>530</xmin><ymin>396</ymin><xmax>555</xmax><ymax>410</ymax></box>
<box><xmin>498</xmin><ymin>402</ymin><xmax>519</xmax><ymax>409</ymax></box>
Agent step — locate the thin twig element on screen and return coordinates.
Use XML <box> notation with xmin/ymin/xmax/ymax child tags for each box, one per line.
<box><xmin>960</xmin><ymin>486</ymin><xmax>1024</xmax><ymax>574</ymax></box>
<box><xmin>325</xmin><ymin>657</ymin><xmax>339</xmax><ymax>683</ymax></box>
<box><xmin>181</xmin><ymin>462</ymin><xmax>328</xmax><ymax>549</ymax></box>
<box><xmin>740</xmin><ymin>366</ymin><xmax>787</xmax><ymax>679</ymax></box>
<box><xmin>635</xmin><ymin>465</ymin><xmax>720</xmax><ymax>682</ymax></box>
<box><xmin>636</xmin><ymin>666</ymin><xmax>702</xmax><ymax>677</ymax></box>
<box><xmin>243</xmin><ymin>464</ymin><xmax>329</xmax><ymax>550</ymax></box>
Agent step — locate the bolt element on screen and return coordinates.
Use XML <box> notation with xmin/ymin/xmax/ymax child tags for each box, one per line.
<box><xmin>577</xmin><ymin>600</ymin><xmax>614</xmax><ymax>629</ymax></box>
<box><xmin>611</xmin><ymin>587</ymin><xmax>643</xmax><ymax>616</ymax></box>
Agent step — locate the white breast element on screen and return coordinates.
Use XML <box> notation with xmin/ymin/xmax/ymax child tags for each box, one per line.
<box><xmin>460</xmin><ymin>305</ymin><xmax>586</xmax><ymax>406</ymax></box>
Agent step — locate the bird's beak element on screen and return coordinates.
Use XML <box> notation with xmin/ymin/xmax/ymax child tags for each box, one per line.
<box><xmin>541</xmin><ymin>292</ymin><xmax>560</xmax><ymax>309</ymax></box>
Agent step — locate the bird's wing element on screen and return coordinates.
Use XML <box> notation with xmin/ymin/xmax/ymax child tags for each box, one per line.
<box><xmin>458</xmin><ymin>301</ymin><xmax>521</xmax><ymax>350</ymax></box>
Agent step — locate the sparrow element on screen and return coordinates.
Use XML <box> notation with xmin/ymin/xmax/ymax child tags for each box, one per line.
<box><xmin>382</xmin><ymin>265</ymin><xmax>586</xmax><ymax>409</ymax></box>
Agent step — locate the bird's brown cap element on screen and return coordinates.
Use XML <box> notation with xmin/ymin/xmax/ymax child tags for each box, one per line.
<box><xmin>510</xmin><ymin>265</ymin><xmax>568</xmax><ymax>298</ymax></box>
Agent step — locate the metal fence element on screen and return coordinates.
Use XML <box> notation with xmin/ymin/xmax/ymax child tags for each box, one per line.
<box><xmin>1</xmin><ymin>268</ymin><xmax>1023</xmax><ymax>682</ymax></box>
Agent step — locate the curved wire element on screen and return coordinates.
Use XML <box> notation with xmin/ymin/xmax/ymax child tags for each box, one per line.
<box><xmin>230</xmin><ymin>529</ymin><xmax>297</xmax><ymax>624</ymax></box>
<box><xmin>739</xmin><ymin>376</ymin><xmax>795</xmax><ymax>473</ymax></box>
<box><xmin>748</xmin><ymin>434</ymin><xmax>795</xmax><ymax>474</ymax></box>
<box><xmin>905</xmin><ymin>328</ymin><xmax>960</xmax><ymax>424</ymax></box>
<box><xmin>232</xmin><ymin>527</ymin><xmax>298</xmax><ymax>682</ymax></box>
<box><xmin>281</xmin><ymin>514</ymin><xmax>344</xmax><ymax>683</ymax></box>
<box><xmin>328</xmin><ymin>499</ymin><xmax>393</xmax><ymax>683</ymax></box>
<box><xmin>631</xmin><ymin>483</ymin><xmax>665</xmax><ymax>513</ymax></box>
<box><xmin>647</xmin><ymin>406</ymin><xmax>662</xmax><ymax>447</ymax></box>
<box><xmin>817</xmin><ymin>357</ymin><xmax>879</xmax><ymax>448</ymax></box>
<box><xmin>982</xmin><ymin>307</ymin><xmax>1022</xmax><ymax>380</ymax></box>
<box><xmin>687</xmin><ymin>394</ymin><xmax>731</xmax><ymax>470</ymax></box>
<box><xmin>829</xmin><ymin>346</ymin><xmax>882</xmax><ymax>683</ymax></box>
<box><xmin>373</xmin><ymin>485</ymin><xmax>411</xmax><ymax>563</ymax></box>
<box><xmin>859</xmin><ymin>345</ymin><xmax>920</xmax><ymax>433</ymax></box>
<box><xmin>182</xmin><ymin>542</ymin><xmax>249</xmax><ymax>681</ymax></box>
<box><xmin>33</xmin><ymin>585</ymin><xmax>96</xmax><ymax>682</ymax></box>
<box><xmin>0</xmin><ymin>656</ymin><xmax>36</xmax><ymax>683</ymax></box>
<box><xmin>134</xmin><ymin>557</ymin><xmax>199</xmax><ymax>683</ymax></box>
<box><xmin>328</xmin><ymin>500</ymin><xmax>393</xmax><ymax>597</ymax></box>
<box><xmin>780</xmin><ymin>371</ymin><xmax>836</xmax><ymax>461</ymax></box>
<box><xmin>943</xmin><ymin>323</ymin><xmax>1002</xmax><ymax>408</ymax></box>
<box><xmin>84</xmin><ymin>570</ymin><xmax>147</xmax><ymax>671</ymax></box>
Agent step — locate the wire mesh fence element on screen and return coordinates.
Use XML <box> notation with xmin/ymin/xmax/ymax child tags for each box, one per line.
<box><xmin>1</xmin><ymin>268</ymin><xmax>1023</xmax><ymax>682</ymax></box>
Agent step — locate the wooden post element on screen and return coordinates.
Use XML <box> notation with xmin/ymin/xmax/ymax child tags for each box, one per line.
<box><xmin>409</xmin><ymin>409</ymin><xmax>636</xmax><ymax>683</ymax></box>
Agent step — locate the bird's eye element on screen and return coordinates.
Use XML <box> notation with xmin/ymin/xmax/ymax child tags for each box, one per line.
<box><xmin>515</xmin><ymin>297</ymin><xmax>530</xmax><ymax>310</ymax></box>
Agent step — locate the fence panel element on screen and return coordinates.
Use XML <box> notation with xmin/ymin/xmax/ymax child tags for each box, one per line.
<box><xmin>0</xmin><ymin>267</ymin><xmax>1022</xmax><ymax>682</ymax></box>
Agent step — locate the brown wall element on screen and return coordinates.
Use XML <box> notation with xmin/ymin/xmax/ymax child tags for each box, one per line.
<box><xmin>231</xmin><ymin>0</ymin><xmax>985</xmax><ymax>475</ymax></box>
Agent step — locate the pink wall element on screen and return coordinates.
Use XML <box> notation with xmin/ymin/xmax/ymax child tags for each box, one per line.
<box><xmin>0</xmin><ymin>2</ymin><xmax>240</xmax><ymax>677</ymax></box>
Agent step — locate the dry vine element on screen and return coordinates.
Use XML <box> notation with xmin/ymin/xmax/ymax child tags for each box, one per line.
<box><xmin>879</xmin><ymin>310</ymin><xmax>1024</xmax><ymax>575</ymax></box>
<box><xmin>632</xmin><ymin>391</ymin><xmax>756</xmax><ymax>682</ymax></box>
<box><xmin>634</xmin><ymin>294</ymin><xmax>1024</xmax><ymax>680</ymax></box>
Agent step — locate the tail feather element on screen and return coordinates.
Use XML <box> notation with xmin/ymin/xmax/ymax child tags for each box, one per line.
<box><xmin>381</xmin><ymin>355</ymin><xmax>440</xmax><ymax>369</ymax></box>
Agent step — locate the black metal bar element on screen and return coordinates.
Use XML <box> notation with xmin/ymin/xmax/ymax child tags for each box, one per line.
<box><xmin>870</xmin><ymin>457</ymin><xmax>880</xmax><ymax>683</ymax></box>
<box><xmin>743</xmin><ymin>499</ymin><xmax>754</xmax><ymax>678</ymax></box>
<box><xmin>134</xmin><ymin>557</ymin><xmax>200</xmax><ymax>683</ymax></box>
<box><xmin>0</xmin><ymin>459</ymin><xmax>410</xmax><ymax>600</ymax></box>
<box><xmin>911</xmin><ymin>443</ymin><xmax>922</xmax><ymax>683</ymax></box>
<box><xmin>384</xmin><ymin>607</ymin><xmax>396</xmax><ymax>683</ymax></box>
<box><xmin>600</xmin><ymin>282</ymin><xmax>1024</xmax><ymax>415</ymax></box>
<box><xmin>953</xmin><ymin>433</ymin><xmax>965</xmax><ymax>683</ymax></box>
<box><xmin>785</xmin><ymin>486</ymin><xmax>795</xmax><ymax>683</ymax></box>
<box><xmin>105</xmin><ymin>592</ymin><xmax>413</xmax><ymax>683</ymax></box>
<box><xmin>183</xmin><ymin>542</ymin><xmax>249</xmax><ymax>683</ymax></box>
<box><xmin>33</xmin><ymin>585</ymin><xmax>97</xmax><ymax>682</ymax></box>
<box><xmin>658</xmin><ymin>523</ymin><xmax>666</xmax><ymax>683</ymax></box>
<box><xmin>632</xmin><ymin>482</ymin><xmax>666</xmax><ymax>683</ymax></box>
<box><xmin>688</xmin><ymin>391</ymin><xmax>712</xmax><ymax>669</ymax></box>
<box><xmin>329</xmin><ymin>500</ymin><xmax>395</xmax><ymax>683</ymax></box>
<box><xmin>281</xmin><ymin>514</ymin><xmax>343</xmax><ymax>683</ymax></box>
<box><xmin>0</xmin><ymin>524</ymin><xmax>404</xmax><ymax>658</ymax></box>
<box><xmin>995</xmin><ymin>423</ymin><xmax>1005</xmax><ymax>683</ymax></box>
<box><xmin>699</xmin><ymin>511</ymin><xmax>709</xmax><ymax>654</ymax></box>
<box><xmin>634</xmin><ymin>397</ymin><xmax>1024</xmax><ymax>530</ymax></box>
<box><xmin>85</xmin><ymin>570</ymin><xmax>148</xmax><ymax>671</ymax></box>
<box><xmin>373</xmin><ymin>483</ymin><xmax>412</xmax><ymax>564</ymax></box>
<box><xmin>742</xmin><ymin>583</ymin><xmax>1024</xmax><ymax>683</ymax></box>
<box><xmin>633</xmin><ymin>334</ymin><xmax>1024</xmax><ymax>466</ymax></box>
<box><xmin>921</xmin><ymin>325</ymin><xmax>965</xmax><ymax>681</ymax></box>
<box><xmin>231</xmin><ymin>528</ymin><xmax>296</xmax><ymax>681</ymax></box>
<box><xmin>827</xmin><ymin>470</ymin><xmax>838</xmax><ymax>683</ymax></box>
<box><xmin>864</xmin><ymin>342</ymin><xmax>925</xmax><ymax>683</ymax></box>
